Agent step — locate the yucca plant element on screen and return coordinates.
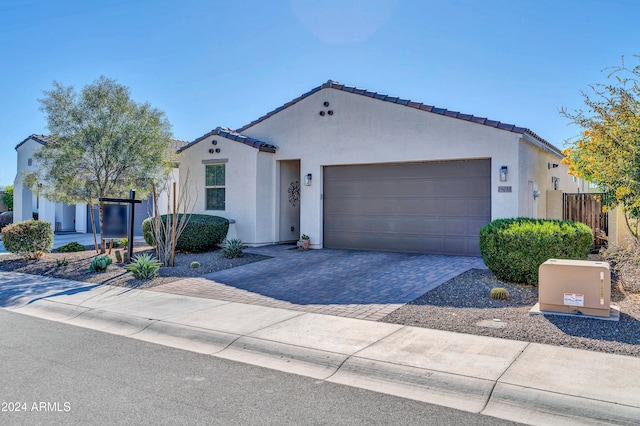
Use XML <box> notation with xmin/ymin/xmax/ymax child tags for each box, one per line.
<box><xmin>126</xmin><ymin>253</ymin><xmax>162</xmax><ymax>280</ymax></box>
<box><xmin>89</xmin><ymin>255</ymin><xmax>112</xmax><ymax>272</ymax></box>
<box><xmin>222</xmin><ymin>238</ymin><xmax>245</xmax><ymax>259</ymax></box>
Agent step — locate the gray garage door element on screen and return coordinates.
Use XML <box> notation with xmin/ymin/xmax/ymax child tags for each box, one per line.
<box><xmin>323</xmin><ymin>160</ymin><xmax>491</xmax><ymax>256</ymax></box>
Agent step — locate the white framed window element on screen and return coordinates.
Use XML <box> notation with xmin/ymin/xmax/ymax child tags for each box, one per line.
<box><xmin>205</xmin><ymin>164</ymin><xmax>225</xmax><ymax>210</ymax></box>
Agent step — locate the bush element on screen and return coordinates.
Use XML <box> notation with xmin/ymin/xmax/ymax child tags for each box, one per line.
<box><xmin>126</xmin><ymin>253</ymin><xmax>162</xmax><ymax>280</ymax></box>
<box><xmin>479</xmin><ymin>218</ymin><xmax>592</xmax><ymax>285</ymax></box>
<box><xmin>0</xmin><ymin>211</ymin><xmax>13</xmax><ymax>230</ymax></box>
<box><xmin>2</xmin><ymin>220</ymin><xmax>53</xmax><ymax>260</ymax></box>
<box><xmin>142</xmin><ymin>214</ymin><xmax>229</xmax><ymax>253</ymax></box>
<box><xmin>600</xmin><ymin>240</ymin><xmax>640</xmax><ymax>292</ymax></box>
<box><xmin>89</xmin><ymin>255</ymin><xmax>112</xmax><ymax>272</ymax></box>
<box><xmin>56</xmin><ymin>241</ymin><xmax>86</xmax><ymax>253</ymax></box>
<box><xmin>223</xmin><ymin>238</ymin><xmax>245</xmax><ymax>259</ymax></box>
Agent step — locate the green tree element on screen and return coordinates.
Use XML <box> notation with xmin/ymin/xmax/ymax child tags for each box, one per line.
<box><xmin>561</xmin><ymin>57</ymin><xmax>640</xmax><ymax>240</ymax></box>
<box><xmin>1</xmin><ymin>185</ymin><xmax>14</xmax><ymax>211</ymax></box>
<box><xmin>26</xmin><ymin>76</ymin><xmax>175</xmax><ymax>250</ymax></box>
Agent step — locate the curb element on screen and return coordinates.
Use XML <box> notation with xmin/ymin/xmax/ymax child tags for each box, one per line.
<box><xmin>7</xmin><ymin>296</ymin><xmax>640</xmax><ymax>426</ymax></box>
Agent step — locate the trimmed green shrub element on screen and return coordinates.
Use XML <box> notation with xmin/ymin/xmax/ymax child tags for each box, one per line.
<box><xmin>480</xmin><ymin>218</ymin><xmax>592</xmax><ymax>285</ymax></box>
<box><xmin>223</xmin><ymin>238</ymin><xmax>245</xmax><ymax>259</ymax></box>
<box><xmin>2</xmin><ymin>220</ymin><xmax>53</xmax><ymax>260</ymax></box>
<box><xmin>126</xmin><ymin>253</ymin><xmax>162</xmax><ymax>279</ymax></box>
<box><xmin>142</xmin><ymin>214</ymin><xmax>229</xmax><ymax>253</ymax></box>
<box><xmin>56</xmin><ymin>241</ymin><xmax>86</xmax><ymax>253</ymax></box>
<box><xmin>0</xmin><ymin>211</ymin><xmax>13</xmax><ymax>230</ymax></box>
<box><xmin>89</xmin><ymin>255</ymin><xmax>112</xmax><ymax>272</ymax></box>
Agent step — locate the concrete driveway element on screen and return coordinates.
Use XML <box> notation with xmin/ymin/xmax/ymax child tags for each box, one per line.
<box><xmin>153</xmin><ymin>245</ymin><xmax>486</xmax><ymax>320</ymax></box>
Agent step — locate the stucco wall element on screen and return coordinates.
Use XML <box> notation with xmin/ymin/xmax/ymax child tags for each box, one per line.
<box><xmin>179</xmin><ymin>134</ymin><xmax>262</xmax><ymax>244</ymax></box>
<box><xmin>242</xmin><ymin>88</ymin><xmax>528</xmax><ymax>246</ymax></box>
<box><xmin>13</xmin><ymin>139</ymin><xmax>40</xmax><ymax>223</ymax></box>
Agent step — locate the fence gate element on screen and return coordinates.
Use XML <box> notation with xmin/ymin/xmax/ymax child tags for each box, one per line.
<box><xmin>563</xmin><ymin>193</ymin><xmax>608</xmax><ymax>249</ymax></box>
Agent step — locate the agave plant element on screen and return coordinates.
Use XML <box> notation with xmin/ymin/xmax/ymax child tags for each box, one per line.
<box><xmin>126</xmin><ymin>253</ymin><xmax>162</xmax><ymax>280</ymax></box>
<box><xmin>222</xmin><ymin>238</ymin><xmax>245</xmax><ymax>259</ymax></box>
<box><xmin>89</xmin><ymin>255</ymin><xmax>112</xmax><ymax>272</ymax></box>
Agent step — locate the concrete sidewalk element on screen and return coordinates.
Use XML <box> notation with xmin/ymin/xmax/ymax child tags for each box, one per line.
<box><xmin>1</xmin><ymin>271</ymin><xmax>639</xmax><ymax>425</ymax></box>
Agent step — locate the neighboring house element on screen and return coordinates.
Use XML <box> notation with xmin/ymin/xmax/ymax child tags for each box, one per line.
<box><xmin>13</xmin><ymin>134</ymin><xmax>185</xmax><ymax>235</ymax></box>
<box><xmin>178</xmin><ymin>80</ymin><xmax>589</xmax><ymax>256</ymax></box>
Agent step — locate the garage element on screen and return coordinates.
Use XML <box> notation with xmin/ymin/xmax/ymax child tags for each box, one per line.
<box><xmin>323</xmin><ymin>159</ymin><xmax>491</xmax><ymax>256</ymax></box>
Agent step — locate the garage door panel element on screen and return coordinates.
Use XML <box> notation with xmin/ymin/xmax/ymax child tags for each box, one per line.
<box><xmin>323</xmin><ymin>160</ymin><xmax>491</xmax><ymax>256</ymax></box>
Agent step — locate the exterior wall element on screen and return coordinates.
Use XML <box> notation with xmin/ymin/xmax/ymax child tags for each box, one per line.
<box><xmin>242</xmin><ymin>88</ymin><xmax>523</xmax><ymax>247</ymax></box>
<box><xmin>179</xmin><ymin>134</ymin><xmax>261</xmax><ymax>244</ymax></box>
<box><xmin>609</xmin><ymin>207</ymin><xmax>637</xmax><ymax>246</ymax></box>
<box><xmin>13</xmin><ymin>138</ymin><xmax>42</xmax><ymax>223</ymax></box>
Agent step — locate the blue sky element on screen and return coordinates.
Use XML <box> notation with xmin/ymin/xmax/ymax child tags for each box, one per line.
<box><xmin>1</xmin><ymin>0</ymin><xmax>639</xmax><ymax>186</ymax></box>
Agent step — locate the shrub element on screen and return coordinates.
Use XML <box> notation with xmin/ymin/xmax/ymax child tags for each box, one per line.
<box><xmin>126</xmin><ymin>253</ymin><xmax>162</xmax><ymax>280</ymax></box>
<box><xmin>190</xmin><ymin>261</ymin><xmax>200</xmax><ymax>268</ymax></box>
<box><xmin>223</xmin><ymin>238</ymin><xmax>245</xmax><ymax>259</ymax></box>
<box><xmin>479</xmin><ymin>218</ymin><xmax>592</xmax><ymax>285</ymax></box>
<box><xmin>2</xmin><ymin>220</ymin><xmax>53</xmax><ymax>260</ymax></box>
<box><xmin>56</xmin><ymin>241</ymin><xmax>86</xmax><ymax>253</ymax></box>
<box><xmin>600</xmin><ymin>240</ymin><xmax>640</xmax><ymax>292</ymax></box>
<box><xmin>0</xmin><ymin>211</ymin><xmax>14</xmax><ymax>230</ymax></box>
<box><xmin>56</xmin><ymin>258</ymin><xmax>69</xmax><ymax>267</ymax></box>
<box><xmin>89</xmin><ymin>255</ymin><xmax>112</xmax><ymax>272</ymax></box>
<box><xmin>490</xmin><ymin>287</ymin><xmax>510</xmax><ymax>300</ymax></box>
<box><xmin>142</xmin><ymin>214</ymin><xmax>229</xmax><ymax>253</ymax></box>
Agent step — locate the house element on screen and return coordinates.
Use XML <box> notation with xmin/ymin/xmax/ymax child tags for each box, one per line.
<box><xmin>177</xmin><ymin>80</ymin><xmax>590</xmax><ymax>256</ymax></box>
<box><xmin>13</xmin><ymin>134</ymin><xmax>185</xmax><ymax>235</ymax></box>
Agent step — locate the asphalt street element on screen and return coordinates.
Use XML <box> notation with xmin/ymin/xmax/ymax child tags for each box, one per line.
<box><xmin>0</xmin><ymin>309</ymin><xmax>520</xmax><ymax>425</ymax></box>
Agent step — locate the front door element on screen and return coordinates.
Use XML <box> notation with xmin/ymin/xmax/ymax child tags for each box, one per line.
<box><xmin>279</xmin><ymin>160</ymin><xmax>301</xmax><ymax>242</ymax></box>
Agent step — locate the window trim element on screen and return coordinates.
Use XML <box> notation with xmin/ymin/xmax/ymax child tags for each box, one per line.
<box><xmin>205</xmin><ymin>163</ymin><xmax>226</xmax><ymax>211</ymax></box>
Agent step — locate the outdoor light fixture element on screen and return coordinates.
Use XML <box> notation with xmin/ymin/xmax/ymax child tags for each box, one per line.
<box><xmin>533</xmin><ymin>190</ymin><xmax>540</xmax><ymax>199</ymax></box>
<box><xmin>499</xmin><ymin>166</ymin><xmax>508</xmax><ymax>182</ymax></box>
<box><xmin>548</xmin><ymin>162</ymin><xmax>559</xmax><ymax>169</ymax></box>
<box><xmin>304</xmin><ymin>173</ymin><xmax>312</xmax><ymax>186</ymax></box>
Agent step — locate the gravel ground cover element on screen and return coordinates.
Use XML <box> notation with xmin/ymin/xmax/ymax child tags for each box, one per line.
<box><xmin>0</xmin><ymin>244</ymin><xmax>271</xmax><ymax>289</ymax></box>
<box><xmin>382</xmin><ymin>268</ymin><xmax>640</xmax><ymax>357</ymax></box>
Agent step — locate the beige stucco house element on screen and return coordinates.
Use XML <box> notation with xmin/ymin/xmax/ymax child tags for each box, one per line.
<box><xmin>178</xmin><ymin>80</ymin><xmax>590</xmax><ymax>256</ymax></box>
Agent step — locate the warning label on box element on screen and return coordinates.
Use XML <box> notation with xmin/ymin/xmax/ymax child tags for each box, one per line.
<box><xmin>564</xmin><ymin>293</ymin><xmax>584</xmax><ymax>307</ymax></box>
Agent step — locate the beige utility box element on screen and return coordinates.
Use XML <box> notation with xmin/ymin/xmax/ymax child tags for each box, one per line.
<box><xmin>538</xmin><ymin>259</ymin><xmax>611</xmax><ymax>317</ymax></box>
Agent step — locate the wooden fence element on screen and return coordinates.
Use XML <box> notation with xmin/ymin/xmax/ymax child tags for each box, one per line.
<box><xmin>563</xmin><ymin>193</ymin><xmax>608</xmax><ymax>249</ymax></box>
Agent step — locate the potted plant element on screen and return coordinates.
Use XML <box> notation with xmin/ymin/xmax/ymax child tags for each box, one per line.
<box><xmin>299</xmin><ymin>234</ymin><xmax>310</xmax><ymax>250</ymax></box>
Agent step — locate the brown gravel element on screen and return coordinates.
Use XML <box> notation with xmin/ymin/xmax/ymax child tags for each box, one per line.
<box><xmin>381</xmin><ymin>268</ymin><xmax>640</xmax><ymax>358</ymax></box>
<box><xmin>0</xmin><ymin>244</ymin><xmax>271</xmax><ymax>289</ymax></box>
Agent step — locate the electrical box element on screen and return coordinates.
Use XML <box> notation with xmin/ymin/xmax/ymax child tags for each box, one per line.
<box><xmin>538</xmin><ymin>259</ymin><xmax>611</xmax><ymax>318</ymax></box>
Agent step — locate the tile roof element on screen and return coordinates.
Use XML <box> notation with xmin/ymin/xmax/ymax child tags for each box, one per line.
<box><xmin>14</xmin><ymin>134</ymin><xmax>56</xmax><ymax>150</ymax></box>
<box><xmin>15</xmin><ymin>134</ymin><xmax>190</xmax><ymax>153</ymax></box>
<box><xmin>236</xmin><ymin>80</ymin><xmax>562</xmax><ymax>156</ymax></box>
<box><xmin>177</xmin><ymin>126</ymin><xmax>277</xmax><ymax>154</ymax></box>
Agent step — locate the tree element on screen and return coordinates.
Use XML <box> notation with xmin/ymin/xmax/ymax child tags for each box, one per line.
<box><xmin>1</xmin><ymin>185</ymin><xmax>13</xmax><ymax>211</ymax></box>
<box><xmin>26</xmin><ymin>76</ymin><xmax>175</xmax><ymax>251</ymax></box>
<box><xmin>561</xmin><ymin>57</ymin><xmax>640</xmax><ymax>241</ymax></box>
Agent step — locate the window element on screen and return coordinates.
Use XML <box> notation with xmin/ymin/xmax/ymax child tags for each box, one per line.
<box><xmin>206</xmin><ymin>164</ymin><xmax>225</xmax><ymax>210</ymax></box>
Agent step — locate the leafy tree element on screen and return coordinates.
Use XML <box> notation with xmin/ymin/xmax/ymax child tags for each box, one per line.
<box><xmin>26</xmin><ymin>76</ymin><xmax>175</xmax><ymax>250</ymax></box>
<box><xmin>1</xmin><ymin>185</ymin><xmax>13</xmax><ymax>211</ymax></box>
<box><xmin>561</xmin><ymin>57</ymin><xmax>640</xmax><ymax>240</ymax></box>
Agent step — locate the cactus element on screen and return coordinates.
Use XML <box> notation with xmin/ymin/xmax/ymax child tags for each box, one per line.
<box><xmin>89</xmin><ymin>255</ymin><xmax>112</xmax><ymax>272</ymax></box>
<box><xmin>490</xmin><ymin>287</ymin><xmax>510</xmax><ymax>300</ymax></box>
<box><xmin>115</xmin><ymin>250</ymin><xmax>123</xmax><ymax>263</ymax></box>
<box><xmin>190</xmin><ymin>261</ymin><xmax>200</xmax><ymax>269</ymax></box>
